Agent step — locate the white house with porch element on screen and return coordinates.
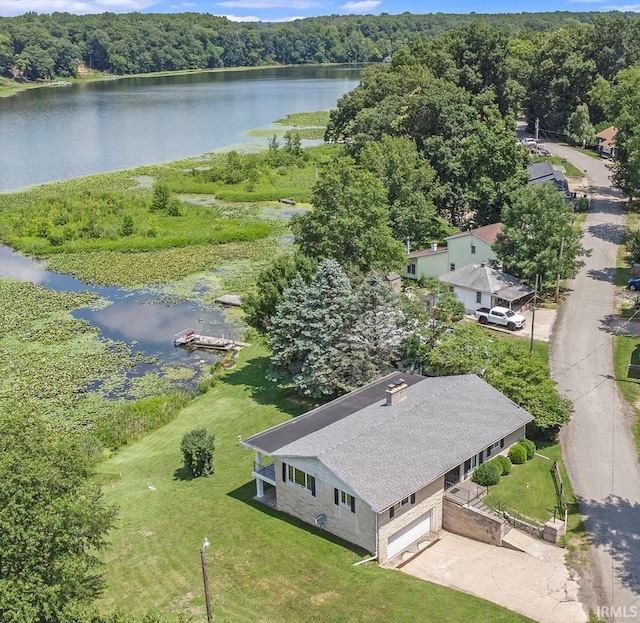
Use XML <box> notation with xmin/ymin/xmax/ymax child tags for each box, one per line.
<box><xmin>242</xmin><ymin>373</ymin><xmax>533</xmax><ymax>564</ymax></box>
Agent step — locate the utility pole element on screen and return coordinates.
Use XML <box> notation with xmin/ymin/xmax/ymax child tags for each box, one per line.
<box><xmin>535</xmin><ymin>117</ymin><xmax>540</xmax><ymax>142</ymax></box>
<box><xmin>530</xmin><ymin>274</ymin><xmax>538</xmax><ymax>354</ymax></box>
<box><xmin>201</xmin><ymin>538</ymin><xmax>213</xmax><ymax>622</ymax></box>
<box><xmin>555</xmin><ymin>236</ymin><xmax>565</xmax><ymax>304</ymax></box>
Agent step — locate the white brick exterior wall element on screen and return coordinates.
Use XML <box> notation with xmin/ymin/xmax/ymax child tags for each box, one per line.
<box><xmin>377</xmin><ymin>477</ymin><xmax>444</xmax><ymax>564</ymax></box>
<box><xmin>274</xmin><ymin>459</ymin><xmax>377</xmax><ymax>553</ymax></box>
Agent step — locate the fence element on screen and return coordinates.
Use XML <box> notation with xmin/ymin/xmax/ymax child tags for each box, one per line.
<box><xmin>551</xmin><ymin>460</ymin><xmax>568</xmax><ymax>533</ymax></box>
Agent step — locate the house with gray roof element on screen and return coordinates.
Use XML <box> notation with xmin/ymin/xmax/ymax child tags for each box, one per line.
<box><xmin>527</xmin><ymin>161</ymin><xmax>569</xmax><ymax>196</ymax></box>
<box><xmin>439</xmin><ymin>263</ymin><xmax>534</xmax><ymax>313</ymax></box>
<box><xmin>242</xmin><ymin>373</ymin><xmax>533</xmax><ymax>564</ymax></box>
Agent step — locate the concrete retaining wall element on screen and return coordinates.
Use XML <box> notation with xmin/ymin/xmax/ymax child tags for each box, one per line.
<box><xmin>442</xmin><ymin>498</ymin><xmax>504</xmax><ymax>546</ymax></box>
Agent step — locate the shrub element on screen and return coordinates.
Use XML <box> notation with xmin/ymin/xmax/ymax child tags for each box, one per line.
<box><xmin>519</xmin><ymin>438</ymin><xmax>536</xmax><ymax>460</ymax></box>
<box><xmin>508</xmin><ymin>443</ymin><xmax>527</xmax><ymax>464</ymax></box>
<box><xmin>492</xmin><ymin>455</ymin><xmax>512</xmax><ymax>475</ymax></box>
<box><xmin>180</xmin><ymin>428</ymin><xmax>215</xmax><ymax>477</ymax></box>
<box><xmin>471</xmin><ymin>461</ymin><xmax>501</xmax><ymax>486</ymax></box>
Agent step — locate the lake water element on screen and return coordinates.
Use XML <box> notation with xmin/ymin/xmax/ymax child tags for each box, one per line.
<box><xmin>0</xmin><ymin>65</ymin><xmax>360</xmax><ymax>193</ymax></box>
<box><xmin>0</xmin><ymin>66</ymin><xmax>361</xmax><ymax>391</ymax></box>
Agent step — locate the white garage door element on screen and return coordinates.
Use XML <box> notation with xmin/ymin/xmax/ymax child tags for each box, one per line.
<box><xmin>387</xmin><ymin>509</ymin><xmax>434</xmax><ymax>559</ymax></box>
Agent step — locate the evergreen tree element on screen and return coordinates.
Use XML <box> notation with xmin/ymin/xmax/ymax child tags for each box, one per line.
<box><xmin>344</xmin><ymin>270</ymin><xmax>405</xmax><ymax>387</ymax></box>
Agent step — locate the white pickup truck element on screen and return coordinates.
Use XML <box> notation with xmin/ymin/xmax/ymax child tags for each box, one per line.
<box><xmin>475</xmin><ymin>306</ymin><xmax>526</xmax><ymax>331</ymax></box>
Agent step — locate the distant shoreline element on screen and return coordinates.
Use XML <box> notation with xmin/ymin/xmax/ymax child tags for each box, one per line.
<box><xmin>0</xmin><ymin>62</ymin><xmax>351</xmax><ymax>98</ymax></box>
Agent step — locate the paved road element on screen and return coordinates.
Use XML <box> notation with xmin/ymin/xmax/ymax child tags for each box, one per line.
<box><xmin>545</xmin><ymin>142</ymin><xmax>640</xmax><ymax>622</ymax></box>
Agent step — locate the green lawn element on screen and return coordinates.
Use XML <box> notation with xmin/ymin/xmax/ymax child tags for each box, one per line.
<box><xmin>96</xmin><ymin>343</ymin><xmax>532</xmax><ymax>623</ymax></box>
<box><xmin>484</xmin><ymin>443</ymin><xmax>576</xmax><ymax>528</ymax></box>
<box><xmin>613</xmin><ymin>211</ymin><xmax>640</xmax><ymax>454</ymax></box>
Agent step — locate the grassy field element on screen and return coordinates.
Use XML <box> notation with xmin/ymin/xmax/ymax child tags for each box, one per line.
<box><xmin>95</xmin><ymin>343</ymin><xmax>532</xmax><ymax>623</ymax></box>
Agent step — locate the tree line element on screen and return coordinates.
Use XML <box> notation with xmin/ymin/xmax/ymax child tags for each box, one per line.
<box><xmin>0</xmin><ymin>10</ymin><xmax>637</xmax><ymax>90</ymax></box>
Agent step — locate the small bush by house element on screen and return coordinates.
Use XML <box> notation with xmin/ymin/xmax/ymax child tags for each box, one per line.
<box><xmin>492</xmin><ymin>455</ymin><xmax>512</xmax><ymax>475</ymax></box>
<box><xmin>180</xmin><ymin>427</ymin><xmax>215</xmax><ymax>477</ymax></box>
<box><xmin>518</xmin><ymin>438</ymin><xmax>536</xmax><ymax>460</ymax></box>
<box><xmin>508</xmin><ymin>443</ymin><xmax>527</xmax><ymax>464</ymax></box>
<box><xmin>471</xmin><ymin>461</ymin><xmax>501</xmax><ymax>486</ymax></box>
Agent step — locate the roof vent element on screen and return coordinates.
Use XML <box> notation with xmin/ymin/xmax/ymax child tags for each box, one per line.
<box><xmin>385</xmin><ymin>379</ymin><xmax>408</xmax><ymax>406</ymax></box>
<box><xmin>431</xmin><ymin>241</ymin><xmax>438</xmax><ymax>252</ymax></box>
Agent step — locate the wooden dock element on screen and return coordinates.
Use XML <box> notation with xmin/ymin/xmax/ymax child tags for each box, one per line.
<box><xmin>173</xmin><ymin>329</ymin><xmax>249</xmax><ymax>352</ymax></box>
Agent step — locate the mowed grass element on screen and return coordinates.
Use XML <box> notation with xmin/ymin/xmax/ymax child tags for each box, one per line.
<box><xmin>484</xmin><ymin>442</ymin><xmax>579</xmax><ymax>530</ymax></box>
<box><xmin>96</xmin><ymin>343</ymin><xmax>532</xmax><ymax>623</ymax></box>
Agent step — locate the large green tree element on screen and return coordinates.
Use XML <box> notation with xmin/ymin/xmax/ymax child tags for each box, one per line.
<box><xmin>291</xmin><ymin>158</ymin><xmax>405</xmax><ymax>275</ymax></box>
<box><xmin>358</xmin><ymin>135</ymin><xmax>452</xmax><ymax>248</ymax></box>
<box><xmin>0</xmin><ymin>413</ymin><xmax>116</xmax><ymax>622</ymax></box>
<box><xmin>493</xmin><ymin>184</ymin><xmax>587</xmax><ymax>287</ymax></box>
<box><xmin>565</xmin><ymin>102</ymin><xmax>596</xmax><ymax>148</ymax></box>
<box><xmin>243</xmin><ymin>252</ymin><xmax>318</xmax><ymax>330</ymax></box>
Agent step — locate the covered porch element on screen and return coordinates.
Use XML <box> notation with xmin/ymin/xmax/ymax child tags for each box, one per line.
<box><xmin>251</xmin><ymin>451</ymin><xmax>277</xmax><ymax>505</ymax></box>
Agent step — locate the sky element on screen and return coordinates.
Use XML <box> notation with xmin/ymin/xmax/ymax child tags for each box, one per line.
<box><xmin>0</xmin><ymin>0</ymin><xmax>635</xmax><ymax>21</ymax></box>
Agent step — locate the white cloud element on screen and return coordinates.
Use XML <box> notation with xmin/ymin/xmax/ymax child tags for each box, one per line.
<box><xmin>217</xmin><ymin>0</ymin><xmax>319</xmax><ymax>8</ymax></box>
<box><xmin>0</xmin><ymin>0</ymin><xmax>157</xmax><ymax>15</ymax></box>
<box><xmin>219</xmin><ymin>12</ymin><xmax>304</xmax><ymax>20</ymax></box>
<box><xmin>220</xmin><ymin>12</ymin><xmax>261</xmax><ymax>19</ymax></box>
<box><xmin>603</xmin><ymin>2</ymin><xmax>640</xmax><ymax>7</ymax></box>
<box><xmin>340</xmin><ymin>0</ymin><xmax>381</xmax><ymax>11</ymax></box>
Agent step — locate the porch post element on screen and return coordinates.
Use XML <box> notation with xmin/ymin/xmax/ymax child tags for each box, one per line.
<box><xmin>254</xmin><ymin>450</ymin><xmax>264</xmax><ymax>497</ymax></box>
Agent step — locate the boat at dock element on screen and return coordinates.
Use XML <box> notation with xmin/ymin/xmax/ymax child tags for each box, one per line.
<box><xmin>173</xmin><ymin>329</ymin><xmax>249</xmax><ymax>352</ymax></box>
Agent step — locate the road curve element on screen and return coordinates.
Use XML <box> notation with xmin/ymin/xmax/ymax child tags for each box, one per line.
<box><xmin>546</xmin><ymin>143</ymin><xmax>640</xmax><ymax>622</ymax></box>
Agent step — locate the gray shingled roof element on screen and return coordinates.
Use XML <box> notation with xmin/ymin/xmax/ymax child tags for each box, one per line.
<box><xmin>245</xmin><ymin>374</ymin><xmax>533</xmax><ymax>513</ymax></box>
<box><xmin>439</xmin><ymin>263</ymin><xmax>533</xmax><ymax>300</ymax></box>
<box><xmin>527</xmin><ymin>161</ymin><xmax>569</xmax><ymax>192</ymax></box>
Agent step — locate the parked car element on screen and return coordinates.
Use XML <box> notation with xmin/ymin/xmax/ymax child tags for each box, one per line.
<box><xmin>475</xmin><ymin>306</ymin><xmax>526</xmax><ymax>330</ymax></box>
<box><xmin>537</xmin><ymin>147</ymin><xmax>551</xmax><ymax>156</ymax></box>
<box><xmin>522</xmin><ymin>138</ymin><xmax>537</xmax><ymax>146</ymax></box>
<box><xmin>628</xmin><ymin>278</ymin><xmax>640</xmax><ymax>291</ymax></box>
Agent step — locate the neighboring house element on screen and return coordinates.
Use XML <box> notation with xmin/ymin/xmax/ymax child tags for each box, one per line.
<box><xmin>596</xmin><ymin>126</ymin><xmax>617</xmax><ymax>158</ymax></box>
<box><xmin>242</xmin><ymin>373</ymin><xmax>533</xmax><ymax>564</ymax></box>
<box><xmin>527</xmin><ymin>161</ymin><xmax>569</xmax><ymax>195</ymax></box>
<box><xmin>404</xmin><ymin>223</ymin><xmax>502</xmax><ymax>280</ymax></box>
<box><xmin>439</xmin><ymin>263</ymin><xmax>534</xmax><ymax>313</ymax></box>
<box><xmin>384</xmin><ymin>271</ymin><xmax>402</xmax><ymax>293</ymax></box>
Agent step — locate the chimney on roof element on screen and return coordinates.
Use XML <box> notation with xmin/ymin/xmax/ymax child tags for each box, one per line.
<box><xmin>385</xmin><ymin>379</ymin><xmax>408</xmax><ymax>406</ymax></box>
<box><xmin>480</xmin><ymin>261</ymin><xmax>486</xmax><ymax>268</ymax></box>
<box><xmin>431</xmin><ymin>241</ymin><xmax>438</xmax><ymax>252</ymax></box>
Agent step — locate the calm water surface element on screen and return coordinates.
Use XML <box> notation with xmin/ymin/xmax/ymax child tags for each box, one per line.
<box><xmin>0</xmin><ymin>66</ymin><xmax>361</xmax><ymax>389</ymax></box>
<box><xmin>0</xmin><ymin>66</ymin><xmax>361</xmax><ymax>193</ymax></box>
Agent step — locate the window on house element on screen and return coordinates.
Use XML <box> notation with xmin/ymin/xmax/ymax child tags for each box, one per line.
<box><xmin>471</xmin><ymin>243</ymin><xmax>476</xmax><ymax>254</ymax></box>
<box><xmin>389</xmin><ymin>493</ymin><xmax>416</xmax><ymax>518</ymax></box>
<box><xmin>449</xmin><ymin>286</ymin><xmax>454</xmax><ymax>293</ymax></box>
<box><xmin>335</xmin><ymin>488</ymin><xmax>356</xmax><ymax>513</ymax></box>
<box><xmin>486</xmin><ymin>438</ymin><xmax>505</xmax><ymax>457</ymax></box>
<box><xmin>450</xmin><ymin>263</ymin><xmax>455</xmax><ymax>271</ymax></box>
<box><xmin>286</xmin><ymin>464</ymin><xmax>315</xmax><ymax>495</ymax></box>
<box><xmin>476</xmin><ymin>291</ymin><xmax>482</xmax><ymax>304</ymax></box>
<box><xmin>407</xmin><ymin>263</ymin><xmax>416</xmax><ymax>275</ymax></box>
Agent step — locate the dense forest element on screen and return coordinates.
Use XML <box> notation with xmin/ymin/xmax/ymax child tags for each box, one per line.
<box><xmin>1</xmin><ymin>11</ymin><xmax>640</xmax><ymax>136</ymax></box>
<box><xmin>0</xmin><ymin>10</ymin><xmax>638</xmax><ymax>84</ymax></box>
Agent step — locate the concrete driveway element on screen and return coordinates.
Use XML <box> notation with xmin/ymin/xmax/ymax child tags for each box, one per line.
<box><xmin>401</xmin><ymin>531</ymin><xmax>587</xmax><ymax>623</ymax></box>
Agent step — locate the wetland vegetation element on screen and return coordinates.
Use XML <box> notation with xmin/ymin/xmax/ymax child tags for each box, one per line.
<box><xmin>0</xmin><ymin>138</ymin><xmax>336</xmax><ymax>460</ymax></box>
